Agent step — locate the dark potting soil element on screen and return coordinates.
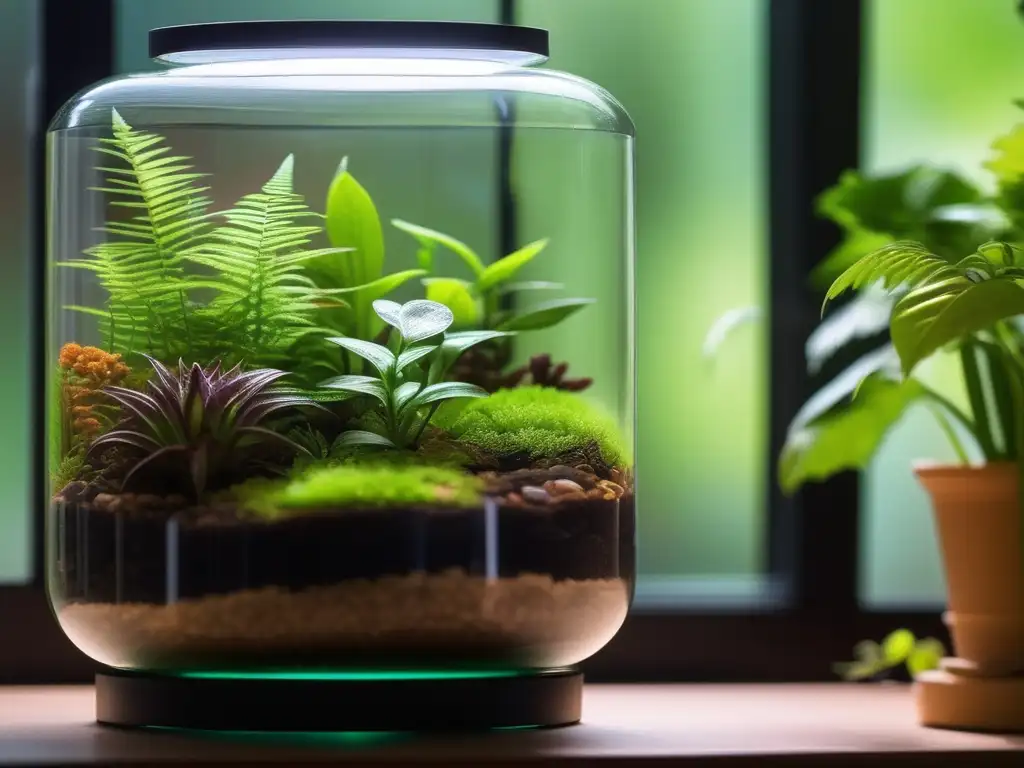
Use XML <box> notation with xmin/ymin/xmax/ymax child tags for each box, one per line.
<box><xmin>53</xmin><ymin>494</ymin><xmax>635</xmax><ymax>607</ymax></box>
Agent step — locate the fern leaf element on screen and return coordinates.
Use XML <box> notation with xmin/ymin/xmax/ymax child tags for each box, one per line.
<box><xmin>58</xmin><ymin>109</ymin><xmax>212</xmax><ymax>361</ymax></box>
<box><xmin>187</xmin><ymin>154</ymin><xmax>343</xmax><ymax>369</ymax></box>
<box><xmin>824</xmin><ymin>241</ymin><xmax>961</xmax><ymax>312</ymax></box>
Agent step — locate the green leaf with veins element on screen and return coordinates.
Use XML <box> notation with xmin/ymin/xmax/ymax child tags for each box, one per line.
<box><xmin>497</xmin><ymin>298</ymin><xmax>595</xmax><ymax>332</ymax></box>
<box><xmin>476</xmin><ymin>238</ymin><xmax>550</xmax><ymax>292</ymax></box>
<box><xmin>423</xmin><ymin>277</ymin><xmax>479</xmax><ymax>328</ymax></box>
<box><xmin>780</xmin><ymin>374</ymin><xmax>924</xmax><ymax>495</ymax></box>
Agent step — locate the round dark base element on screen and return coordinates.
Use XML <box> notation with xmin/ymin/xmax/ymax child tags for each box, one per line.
<box><xmin>96</xmin><ymin>669</ymin><xmax>583</xmax><ymax>731</ymax></box>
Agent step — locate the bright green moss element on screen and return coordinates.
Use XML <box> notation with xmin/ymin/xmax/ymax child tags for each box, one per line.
<box><xmin>246</xmin><ymin>464</ymin><xmax>483</xmax><ymax>519</ymax></box>
<box><xmin>440</xmin><ymin>386</ymin><xmax>630</xmax><ymax>466</ymax></box>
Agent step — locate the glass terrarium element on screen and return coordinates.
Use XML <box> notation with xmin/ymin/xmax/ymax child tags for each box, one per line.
<box><xmin>46</xmin><ymin>20</ymin><xmax>634</xmax><ymax>728</ymax></box>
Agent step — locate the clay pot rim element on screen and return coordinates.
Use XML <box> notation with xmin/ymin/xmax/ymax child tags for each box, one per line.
<box><xmin>912</xmin><ymin>460</ymin><xmax>1017</xmax><ymax>480</ymax></box>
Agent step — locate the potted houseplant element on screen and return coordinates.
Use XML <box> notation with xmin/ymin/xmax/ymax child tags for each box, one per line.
<box><xmin>710</xmin><ymin>103</ymin><xmax>1024</xmax><ymax>730</ymax></box>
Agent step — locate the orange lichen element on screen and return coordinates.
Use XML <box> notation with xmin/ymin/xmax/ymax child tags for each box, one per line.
<box><xmin>58</xmin><ymin>343</ymin><xmax>131</xmax><ymax>441</ymax></box>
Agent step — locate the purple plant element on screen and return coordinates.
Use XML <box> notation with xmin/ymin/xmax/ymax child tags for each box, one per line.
<box><xmin>90</xmin><ymin>356</ymin><xmax>319</xmax><ymax>498</ymax></box>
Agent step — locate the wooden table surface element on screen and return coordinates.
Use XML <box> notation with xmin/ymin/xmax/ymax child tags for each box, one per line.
<box><xmin>1</xmin><ymin>684</ymin><xmax>1023</xmax><ymax>766</ymax></box>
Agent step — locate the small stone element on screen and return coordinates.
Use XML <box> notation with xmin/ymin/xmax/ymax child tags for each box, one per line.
<box><xmin>547</xmin><ymin>465</ymin><xmax>575</xmax><ymax>477</ymax></box>
<box><xmin>598</xmin><ymin>480</ymin><xmax>625</xmax><ymax>498</ymax></box>
<box><xmin>105</xmin><ymin>496</ymin><xmax>124</xmax><ymax>513</ymax></box>
<box><xmin>506</xmin><ymin>492</ymin><xmax>523</xmax><ymax>506</ymax></box>
<box><xmin>136</xmin><ymin>494</ymin><xmax>164</xmax><ymax>510</ymax></box>
<box><xmin>59</xmin><ymin>481</ymin><xmax>90</xmax><ymax>504</ymax></box>
<box><xmin>610</xmin><ymin>468</ymin><xmax>626</xmax><ymax>486</ymax></box>
<box><xmin>92</xmin><ymin>493</ymin><xmax>116</xmax><ymax>510</ymax></box>
<box><xmin>545</xmin><ymin>479</ymin><xmax>585</xmax><ymax>497</ymax></box>
<box><xmin>520</xmin><ymin>485</ymin><xmax>551</xmax><ymax>505</ymax></box>
<box><xmin>586</xmin><ymin>488</ymin><xmax>607</xmax><ymax>501</ymax></box>
<box><xmin>575</xmin><ymin>464</ymin><xmax>595</xmax><ymax>474</ymax></box>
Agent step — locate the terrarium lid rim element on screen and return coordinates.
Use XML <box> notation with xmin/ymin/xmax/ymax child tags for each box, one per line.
<box><xmin>149</xmin><ymin>20</ymin><xmax>550</xmax><ymax>61</ymax></box>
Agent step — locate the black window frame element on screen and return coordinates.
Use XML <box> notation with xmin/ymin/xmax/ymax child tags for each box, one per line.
<box><xmin>0</xmin><ymin>0</ymin><xmax>947</xmax><ymax>685</ymax></box>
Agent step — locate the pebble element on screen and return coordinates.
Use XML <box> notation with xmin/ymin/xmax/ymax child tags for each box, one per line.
<box><xmin>610</xmin><ymin>468</ymin><xmax>626</xmax><ymax>486</ymax></box>
<box><xmin>92</xmin><ymin>493</ymin><xmax>116</xmax><ymax>510</ymax></box>
<box><xmin>520</xmin><ymin>485</ymin><xmax>551</xmax><ymax>505</ymax></box>
<box><xmin>506</xmin><ymin>492</ymin><xmax>523</xmax><ymax>506</ymax></box>
<box><xmin>575</xmin><ymin>464</ymin><xmax>595</xmax><ymax>474</ymax></box>
<box><xmin>59</xmin><ymin>481</ymin><xmax>91</xmax><ymax>504</ymax></box>
<box><xmin>547</xmin><ymin>465</ymin><xmax>576</xmax><ymax>477</ymax></box>
<box><xmin>598</xmin><ymin>480</ymin><xmax>625</xmax><ymax>498</ymax></box>
<box><xmin>136</xmin><ymin>494</ymin><xmax>165</xmax><ymax>510</ymax></box>
<box><xmin>544</xmin><ymin>481</ymin><xmax>585</xmax><ymax>499</ymax></box>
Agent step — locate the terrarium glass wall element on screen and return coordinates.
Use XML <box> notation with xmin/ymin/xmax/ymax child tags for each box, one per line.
<box><xmin>48</xmin><ymin>18</ymin><xmax>634</xmax><ymax>672</ymax></box>
<box><xmin>861</xmin><ymin>0</ymin><xmax>1024</xmax><ymax>607</ymax></box>
<box><xmin>521</xmin><ymin>0</ymin><xmax>768</xmax><ymax>601</ymax></box>
<box><xmin>0</xmin><ymin>0</ymin><xmax>37</xmax><ymax>585</ymax></box>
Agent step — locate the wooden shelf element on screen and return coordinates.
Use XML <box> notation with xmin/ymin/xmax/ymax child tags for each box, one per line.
<box><xmin>2</xmin><ymin>683</ymin><xmax>1023</xmax><ymax>766</ymax></box>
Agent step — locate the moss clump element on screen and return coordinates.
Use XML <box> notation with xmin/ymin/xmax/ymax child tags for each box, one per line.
<box><xmin>440</xmin><ymin>386</ymin><xmax>629</xmax><ymax>466</ymax></box>
<box><xmin>242</xmin><ymin>464</ymin><xmax>483</xmax><ymax>519</ymax></box>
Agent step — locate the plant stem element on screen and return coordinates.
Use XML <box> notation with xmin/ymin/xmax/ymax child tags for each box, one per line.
<box><xmin>978</xmin><ymin>340</ymin><xmax>1016</xmax><ymax>459</ymax></box>
<box><xmin>411</xmin><ymin>401</ymin><xmax>441</xmax><ymax>448</ymax></box>
<box><xmin>921</xmin><ymin>385</ymin><xmax>978</xmax><ymax>439</ymax></box>
<box><xmin>926</xmin><ymin>402</ymin><xmax>969</xmax><ymax>464</ymax></box>
<box><xmin>961</xmin><ymin>341</ymin><xmax>999</xmax><ymax>461</ymax></box>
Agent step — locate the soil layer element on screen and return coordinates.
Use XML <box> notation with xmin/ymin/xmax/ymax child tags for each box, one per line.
<box><xmin>58</xmin><ymin>570</ymin><xmax>629</xmax><ymax>671</ymax></box>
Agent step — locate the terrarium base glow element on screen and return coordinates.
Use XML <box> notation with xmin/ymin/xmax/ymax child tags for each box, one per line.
<box><xmin>47</xmin><ymin>20</ymin><xmax>635</xmax><ymax>730</ymax></box>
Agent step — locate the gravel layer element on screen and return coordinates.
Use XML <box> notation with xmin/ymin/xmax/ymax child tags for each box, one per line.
<box><xmin>58</xmin><ymin>570</ymin><xmax>630</xmax><ymax>671</ymax></box>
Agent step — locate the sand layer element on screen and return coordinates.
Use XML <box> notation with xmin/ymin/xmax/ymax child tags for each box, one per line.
<box><xmin>58</xmin><ymin>569</ymin><xmax>630</xmax><ymax>671</ymax></box>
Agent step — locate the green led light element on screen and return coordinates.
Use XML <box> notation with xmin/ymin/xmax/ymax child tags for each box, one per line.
<box><xmin>150</xmin><ymin>726</ymin><xmax>406</xmax><ymax>744</ymax></box>
<box><xmin>178</xmin><ymin>669</ymin><xmax>522</xmax><ymax>681</ymax></box>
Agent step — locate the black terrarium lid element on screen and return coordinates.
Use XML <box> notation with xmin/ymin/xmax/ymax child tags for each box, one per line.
<box><xmin>149</xmin><ymin>20</ymin><xmax>550</xmax><ymax>62</ymax></box>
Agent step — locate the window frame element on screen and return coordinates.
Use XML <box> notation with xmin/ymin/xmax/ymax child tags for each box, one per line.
<box><xmin>1</xmin><ymin>0</ymin><xmax>948</xmax><ymax>685</ymax></box>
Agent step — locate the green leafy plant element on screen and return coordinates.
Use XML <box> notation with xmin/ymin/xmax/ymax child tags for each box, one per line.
<box><xmin>391</xmin><ymin>219</ymin><xmax>594</xmax><ymax>332</ymax></box>
<box><xmin>185</xmin><ymin>154</ymin><xmax>355</xmax><ymax>369</ymax></box>
<box><xmin>306</xmin><ymin>160</ymin><xmax>426</xmax><ymax>349</ymax></box>
<box><xmin>438</xmin><ymin>385</ymin><xmax>629</xmax><ymax>468</ymax></box>
<box><xmin>708</xmin><ymin>106</ymin><xmax>1024</xmax><ymax>494</ymax></box>
<box><xmin>59</xmin><ymin>109</ymin><xmax>212</xmax><ymax>362</ymax></box>
<box><xmin>320</xmin><ymin>299</ymin><xmax>504</xmax><ymax>449</ymax></box>
<box><xmin>835</xmin><ymin>629</ymin><xmax>945</xmax><ymax>682</ymax></box>
<box><xmin>780</xmin><ymin>239</ymin><xmax>1024</xmax><ymax>493</ymax></box>
<box><xmin>89</xmin><ymin>356</ymin><xmax>320</xmax><ymax>498</ymax></box>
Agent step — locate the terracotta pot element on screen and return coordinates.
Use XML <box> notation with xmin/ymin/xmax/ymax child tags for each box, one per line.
<box><xmin>916</xmin><ymin>463</ymin><xmax>1024</xmax><ymax>676</ymax></box>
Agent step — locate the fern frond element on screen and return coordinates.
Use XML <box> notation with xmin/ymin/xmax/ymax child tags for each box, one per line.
<box><xmin>57</xmin><ymin>109</ymin><xmax>212</xmax><ymax>361</ymax></box>
<box><xmin>824</xmin><ymin>241</ymin><xmax>961</xmax><ymax>312</ymax></box>
<box><xmin>187</xmin><ymin>154</ymin><xmax>351</xmax><ymax>369</ymax></box>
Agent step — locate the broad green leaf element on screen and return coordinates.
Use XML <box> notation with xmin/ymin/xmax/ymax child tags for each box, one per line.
<box><xmin>396</xmin><ymin>345</ymin><xmax>437</xmax><ymax>373</ymax></box>
<box><xmin>391</xmin><ymin>219</ymin><xmax>485</xmax><ymax>276</ymax></box>
<box><xmin>334</xmin><ymin>430</ymin><xmax>395</xmax><ymax>449</ymax></box>
<box><xmin>853</xmin><ymin>639</ymin><xmax>883</xmax><ymax>665</ymax></box>
<box><xmin>805</xmin><ymin>287</ymin><xmax>893</xmax><ymax>374</ymax></box>
<box><xmin>394</xmin><ymin>381</ymin><xmax>422</xmax><ymax>411</ymax></box>
<box><xmin>501</xmin><ymin>280</ymin><xmax>564</xmax><ymax>294</ymax></box>
<box><xmin>406</xmin><ymin>381</ymin><xmax>488</xmax><ymax>410</ymax></box>
<box><xmin>906</xmin><ymin>638</ymin><xmax>946</xmax><ymax>677</ymax></box>
<box><xmin>881</xmin><ymin>629</ymin><xmax>916</xmax><ymax>664</ymax></box>
<box><xmin>703</xmin><ymin>306</ymin><xmax>762</xmax><ymax>359</ymax></box>
<box><xmin>814</xmin><ymin>167</ymin><xmax>985</xmax><ymax>286</ymax></box>
<box><xmin>834</xmin><ymin>660</ymin><xmax>882</xmax><ymax>682</ymax></box>
<box><xmin>424</xmin><ymin>277</ymin><xmax>480</xmax><ymax>328</ymax></box>
<box><xmin>892</xmin><ymin>277</ymin><xmax>1024</xmax><ymax>375</ymax></box>
<box><xmin>326</xmin><ymin>337</ymin><xmax>395</xmax><ymax>376</ymax></box>
<box><xmin>442</xmin><ymin>330</ymin><xmax>510</xmax><ymax>356</ymax></box>
<box><xmin>779</xmin><ymin>374</ymin><xmax>924</xmax><ymax>494</ymax></box>
<box><xmin>372</xmin><ymin>299</ymin><xmax>402</xmax><ymax>329</ymax></box>
<box><xmin>496</xmin><ymin>298</ymin><xmax>595</xmax><ymax>332</ymax></box>
<box><xmin>790</xmin><ymin>345</ymin><xmax>900</xmax><ymax>433</ymax></box>
<box><xmin>342</xmin><ymin>269</ymin><xmax>427</xmax><ymax>301</ymax></box>
<box><xmin>398</xmin><ymin>299</ymin><xmax>454</xmax><ymax>343</ymax></box>
<box><xmin>275</xmin><ymin>387</ymin><xmax>359</xmax><ymax>404</ymax></box>
<box><xmin>322</xmin><ymin>158</ymin><xmax>385</xmax><ymax>288</ymax></box>
<box><xmin>477</xmin><ymin>238</ymin><xmax>549</xmax><ymax>293</ymax></box>
<box><xmin>321</xmin><ymin>159</ymin><xmax>385</xmax><ymax>339</ymax></box>
<box><xmin>318</xmin><ymin>374</ymin><xmax>388</xmax><ymax>404</ymax></box>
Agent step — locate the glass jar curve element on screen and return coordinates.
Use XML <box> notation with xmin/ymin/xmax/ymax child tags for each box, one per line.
<box><xmin>46</xmin><ymin>32</ymin><xmax>635</xmax><ymax>675</ymax></box>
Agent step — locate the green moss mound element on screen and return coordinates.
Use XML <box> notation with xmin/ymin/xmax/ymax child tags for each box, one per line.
<box><xmin>242</xmin><ymin>463</ymin><xmax>483</xmax><ymax>519</ymax></box>
<box><xmin>440</xmin><ymin>386</ymin><xmax>629</xmax><ymax>466</ymax></box>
